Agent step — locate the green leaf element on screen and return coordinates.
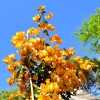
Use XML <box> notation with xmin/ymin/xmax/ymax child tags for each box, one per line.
<box><xmin>42</xmin><ymin>63</ymin><xmax>45</xmax><ymax>68</ymax></box>
<box><xmin>43</xmin><ymin>30</ymin><xmax>49</xmax><ymax>36</ymax></box>
<box><xmin>41</xmin><ymin>11</ymin><xmax>46</xmax><ymax>16</ymax></box>
<box><xmin>36</xmin><ymin>8</ymin><xmax>40</xmax><ymax>12</ymax></box>
<box><xmin>93</xmin><ymin>67</ymin><xmax>97</xmax><ymax>73</ymax></box>
<box><xmin>44</xmin><ymin>20</ymin><xmax>48</xmax><ymax>24</ymax></box>
<box><xmin>34</xmin><ymin>88</ymin><xmax>40</xmax><ymax>98</ymax></box>
<box><xmin>45</xmin><ymin>43</ymin><xmax>50</xmax><ymax>46</ymax></box>
<box><xmin>30</xmin><ymin>59</ymin><xmax>38</xmax><ymax>66</ymax></box>
<box><xmin>16</xmin><ymin>69</ymin><xmax>21</xmax><ymax>78</ymax></box>
<box><xmin>22</xmin><ymin>72</ymin><xmax>26</xmax><ymax>82</ymax></box>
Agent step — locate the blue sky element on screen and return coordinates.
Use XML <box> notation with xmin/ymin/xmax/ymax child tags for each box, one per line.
<box><xmin>0</xmin><ymin>0</ymin><xmax>100</xmax><ymax>91</ymax></box>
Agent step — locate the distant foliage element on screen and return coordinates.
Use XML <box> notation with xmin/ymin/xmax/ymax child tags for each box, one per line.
<box><xmin>0</xmin><ymin>89</ymin><xmax>24</xmax><ymax>100</ymax></box>
<box><xmin>74</xmin><ymin>8</ymin><xmax>100</xmax><ymax>53</ymax></box>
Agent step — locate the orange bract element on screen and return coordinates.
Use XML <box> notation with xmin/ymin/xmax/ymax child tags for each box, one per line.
<box><xmin>8</xmin><ymin>94</ymin><xmax>15</xmax><ymax>100</ymax></box>
<box><xmin>45</xmin><ymin>12</ymin><xmax>53</xmax><ymax>19</ymax></box>
<box><xmin>32</xmin><ymin>14</ymin><xmax>41</xmax><ymax>22</ymax></box>
<box><xmin>49</xmin><ymin>34</ymin><xmax>62</xmax><ymax>44</ymax></box>
<box><xmin>33</xmin><ymin>75</ymin><xmax>38</xmax><ymax>80</ymax></box>
<box><xmin>39</xmin><ymin>6</ymin><xmax>45</xmax><ymax>12</ymax></box>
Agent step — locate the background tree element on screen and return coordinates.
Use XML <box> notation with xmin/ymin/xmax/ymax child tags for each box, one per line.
<box><xmin>73</xmin><ymin>8</ymin><xmax>100</xmax><ymax>95</ymax></box>
<box><xmin>73</xmin><ymin>8</ymin><xmax>100</xmax><ymax>53</ymax></box>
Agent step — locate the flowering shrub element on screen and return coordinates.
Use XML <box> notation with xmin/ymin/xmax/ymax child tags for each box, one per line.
<box><xmin>3</xmin><ymin>6</ymin><xmax>97</xmax><ymax>100</ymax></box>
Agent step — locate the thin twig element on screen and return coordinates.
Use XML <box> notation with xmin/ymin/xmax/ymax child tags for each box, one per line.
<box><xmin>30</xmin><ymin>77</ymin><xmax>34</xmax><ymax>100</ymax></box>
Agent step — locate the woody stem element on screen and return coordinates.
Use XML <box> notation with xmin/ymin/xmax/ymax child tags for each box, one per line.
<box><xmin>30</xmin><ymin>77</ymin><xmax>34</xmax><ymax>100</ymax></box>
<box><xmin>27</xmin><ymin>32</ymin><xmax>34</xmax><ymax>100</ymax></box>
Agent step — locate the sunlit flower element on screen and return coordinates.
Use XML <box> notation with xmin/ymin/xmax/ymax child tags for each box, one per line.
<box><xmin>8</xmin><ymin>94</ymin><xmax>15</xmax><ymax>100</ymax></box>
<box><xmin>32</xmin><ymin>14</ymin><xmax>41</xmax><ymax>22</ymax></box>
<box><xmin>78</xmin><ymin>70</ymin><xmax>87</xmax><ymax>82</ymax></box>
<box><xmin>74</xmin><ymin>56</ymin><xmax>83</xmax><ymax>64</ymax></box>
<box><xmin>45</xmin><ymin>12</ymin><xmax>53</xmax><ymax>19</ymax></box>
<box><xmin>49</xmin><ymin>34</ymin><xmax>62</xmax><ymax>44</ymax></box>
<box><xmin>38</xmin><ymin>6</ymin><xmax>45</xmax><ymax>12</ymax></box>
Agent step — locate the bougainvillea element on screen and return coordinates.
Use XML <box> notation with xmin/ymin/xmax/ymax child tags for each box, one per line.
<box><xmin>3</xmin><ymin>6</ymin><xmax>98</xmax><ymax>100</ymax></box>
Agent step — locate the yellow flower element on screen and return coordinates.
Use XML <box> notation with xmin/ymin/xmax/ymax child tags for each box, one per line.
<box><xmin>45</xmin><ymin>12</ymin><xmax>53</xmax><ymax>19</ymax></box>
<box><xmin>38</xmin><ymin>50</ymin><xmax>48</xmax><ymax>58</ymax></box>
<box><xmin>6</xmin><ymin>77</ymin><xmax>14</xmax><ymax>86</ymax></box>
<box><xmin>3</xmin><ymin>57</ymin><xmax>10</xmax><ymax>64</ymax></box>
<box><xmin>6</xmin><ymin>62</ymin><xmax>15</xmax><ymax>73</ymax></box>
<box><xmin>8</xmin><ymin>94</ymin><xmax>15</xmax><ymax>100</ymax></box>
<box><xmin>79</xmin><ymin>60</ymin><xmax>93</xmax><ymax>71</ymax></box>
<box><xmin>46</xmin><ymin>79</ymin><xmax>50</xmax><ymax>85</ymax></box>
<box><xmin>15</xmin><ymin>91</ymin><xmax>21</xmax><ymax>96</ymax></box>
<box><xmin>74</xmin><ymin>56</ymin><xmax>83</xmax><ymax>64</ymax></box>
<box><xmin>11</xmin><ymin>31</ymin><xmax>25</xmax><ymax>48</ymax></box>
<box><xmin>17</xmin><ymin>47</ymin><xmax>28</xmax><ymax>56</ymax></box>
<box><xmin>50</xmin><ymin>72</ymin><xmax>59</xmax><ymax>81</ymax></box>
<box><xmin>52</xmin><ymin>92</ymin><xmax>61</xmax><ymax>100</ymax></box>
<box><xmin>49</xmin><ymin>34</ymin><xmax>62</xmax><ymax>44</ymax></box>
<box><xmin>9</xmin><ymin>53</ymin><xmax>15</xmax><ymax>60</ymax></box>
<box><xmin>68</xmin><ymin>47</ymin><xmax>76</xmax><ymax>55</ymax></box>
<box><xmin>78</xmin><ymin>70</ymin><xmax>87</xmax><ymax>82</ymax></box>
<box><xmin>46</xmin><ymin>24</ymin><xmax>55</xmax><ymax>31</ymax></box>
<box><xmin>38</xmin><ymin>6</ymin><xmax>45</xmax><ymax>12</ymax></box>
<box><xmin>32</xmin><ymin>14</ymin><xmax>41</xmax><ymax>22</ymax></box>
<box><xmin>39</xmin><ymin>23</ymin><xmax>55</xmax><ymax>31</ymax></box>
<box><xmin>27</xmin><ymin>27</ymin><xmax>40</xmax><ymax>36</ymax></box>
<box><xmin>46</xmin><ymin>46</ymin><xmax>54</xmax><ymax>55</ymax></box>
<box><xmin>11</xmin><ymin>36</ymin><xmax>17</xmax><ymax>41</ymax></box>
<box><xmin>3</xmin><ymin>53</ymin><xmax>15</xmax><ymax>64</ymax></box>
<box><xmin>27</xmin><ymin>27</ymin><xmax>35</xmax><ymax>36</ymax></box>
<box><xmin>48</xmin><ymin>83</ymin><xmax>53</xmax><ymax>92</ymax></box>
<box><xmin>53</xmin><ymin>82</ymin><xmax>60</xmax><ymax>93</ymax></box>
<box><xmin>38</xmin><ymin>23</ymin><xmax>47</xmax><ymax>30</ymax></box>
<box><xmin>15</xmin><ymin>41</ymin><xmax>23</xmax><ymax>48</ymax></box>
<box><xmin>65</xmin><ymin>62</ymin><xmax>77</xmax><ymax>70</ymax></box>
<box><xmin>38</xmin><ymin>95</ymin><xmax>46</xmax><ymax>100</ymax></box>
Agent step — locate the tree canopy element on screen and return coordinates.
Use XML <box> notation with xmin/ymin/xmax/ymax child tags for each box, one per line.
<box><xmin>74</xmin><ymin>8</ymin><xmax>100</xmax><ymax>53</ymax></box>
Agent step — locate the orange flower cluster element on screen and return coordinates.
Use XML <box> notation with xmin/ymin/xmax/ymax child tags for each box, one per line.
<box><xmin>38</xmin><ymin>6</ymin><xmax>45</xmax><ymax>12</ymax></box>
<box><xmin>38</xmin><ymin>79</ymin><xmax>62</xmax><ymax>100</ymax></box>
<box><xmin>3</xmin><ymin>53</ymin><xmax>15</xmax><ymax>64</ymax></box>
<box><xmin>74</xmin><ymin>56</ymin><xmax>98</xmax><ymax>72</ymax></box>
<box><xmin>27</xmin><ymin>27</ymin><xmax>40</xmax><ymax>36</ymax></box>
<box><xmin>49</xmin><ymin>34</ymin><xmax>62</xmax><ymax>44</ymax></box>
<box><xmin>11</xmin><ymin>32</ymin><xmax>26</xmax><ymax>48</ymax></box>
<box><xmin>3</xmin><ymin>6</ymin><xmax>98</xmax><ymax>100</ymax></box>
<box><xmin>32</xmin><ymin>14</ymin><xmax>41</xmax><ymax>22</ymax></box>
<box><xmin>38</xmin><ymin>23</ymin><xmax>55</xmax><ymax>31</ymax></box>
<box><xmin>45</xmin><ymin>12</ymin><xmax>53</xmax><ymax>19</ymax></box>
